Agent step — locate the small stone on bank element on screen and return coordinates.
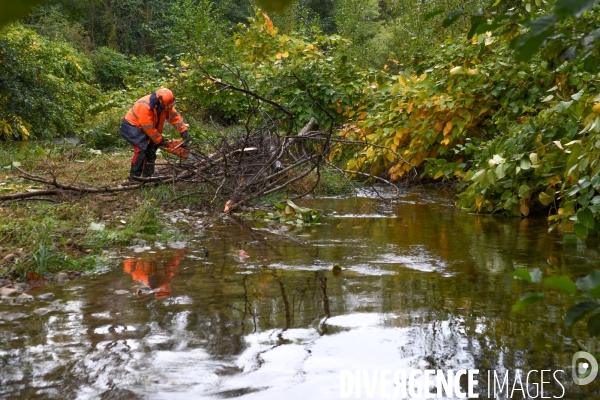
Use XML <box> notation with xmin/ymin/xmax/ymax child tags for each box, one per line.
<box><xmin>56</xmin><ymin>273</ymin><xmax>69</xmax><ymax>285</ymax></box>
<box><xmin>0</xmin><ymin>287</ymin><xmax>18</xmax><ymax>297</ymax></box>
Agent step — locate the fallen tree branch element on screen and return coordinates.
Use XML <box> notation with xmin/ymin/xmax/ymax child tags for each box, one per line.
<box><xmin>0</xmin><ymin>189</ymin><xmax>61</xmax><ymax>201</ymax></box>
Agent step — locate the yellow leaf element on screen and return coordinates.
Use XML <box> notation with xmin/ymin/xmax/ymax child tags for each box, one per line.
<box><xmin>398</xmin><ymin>76</ymin><xmax>406</xmax><ymax>85</ymax></box>
<box><xmin>434</xmin><ymin>121</ymin><xmax>443</xmax><ymax>132</ymax></box>
<box><xmin>358</xmin><ymin>112</ymin><xmax>368</xmax><ymax>120</ymax></box>
<box><xmin>475</xmin><ymin>194</ymin><xmax>485</xmax><ymax>211</ymax></box>
<box><xmin>263</xmin><ymin>13</ymin><xmax>276</xmax><ymax>36</ymax></box>
<box><xmin>17</xmin><ymin>124</ymin><xmax>29</xmax><ymax>138</ymax></box>
<box><xmin>434</xmin><ymin>170</ymin><xmax>444</xmax><ymax>179</ymax></box>
<box><xmin>441</xmin><ymin>138</ymin><xmax>450</xmax><ymax>145</ymax></box>
<box><xmin>387</xmin><ymin>152</ymin><xmax>395</xmax><ymax>162</ymax></box>
<box><xmin>282</xmin><ymin>51</ymin><xmax>289</xmax><ymax>58</ymax></box>
<box><xmin>276</xmin><ymin>53</ymin><xmax>282</xmax><ymax>59</ymax></box>
<box><xmin>443</xmin><ymin>121</ymin><xmax>453</xmax><ymax>136</ymax></box>
<box><xmin>547</xmin><ymin>175</ymin><xmax>562</xmax><ymax>186</ymax></box>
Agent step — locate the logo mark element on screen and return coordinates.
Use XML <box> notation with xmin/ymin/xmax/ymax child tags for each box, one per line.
<box><xmin>572</xmin><ymin>351</ymin><xmax>598</xmax><ymax>385</ymax></box>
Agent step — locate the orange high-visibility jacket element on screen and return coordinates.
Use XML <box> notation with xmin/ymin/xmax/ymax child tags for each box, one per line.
<box><xmin>124</xmin><ymin>94</ymin><xmax>187</xmax><ymax>145</ymax></box>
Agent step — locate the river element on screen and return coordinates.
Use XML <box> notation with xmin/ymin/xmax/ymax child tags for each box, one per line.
<box><xmin>1</xmin><ymin>187</ymin><xmax>599</xmax><ymax>399</ymax></box>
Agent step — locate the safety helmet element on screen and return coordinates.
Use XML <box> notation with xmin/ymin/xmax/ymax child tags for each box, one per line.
<box><xmin>156</xmin><ymin>88</ymin><xmax>175</xmax><ymax>108</ymax></box>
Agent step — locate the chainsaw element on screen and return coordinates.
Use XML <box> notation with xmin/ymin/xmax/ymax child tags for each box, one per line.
<box><xmin>163</xmin><ymin>139</ymin><xmax>189</xmax><ymax>159</ymax></box>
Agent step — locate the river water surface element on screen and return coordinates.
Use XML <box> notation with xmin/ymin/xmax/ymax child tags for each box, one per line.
<box><xmin>1</xmin><ymin>188</ymin><xmax>599</xmax><ymax>399</ymax></box>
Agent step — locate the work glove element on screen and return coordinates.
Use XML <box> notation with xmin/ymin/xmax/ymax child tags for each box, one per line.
<box><xmin>181</xmin><ymin>130</ymin><xmax>190</xmax><ymax>141</ymax></box>
<box><xmin>157</xmin><ymin>137</ymin><xmax>168</xmax><ymax>147</ymax></box>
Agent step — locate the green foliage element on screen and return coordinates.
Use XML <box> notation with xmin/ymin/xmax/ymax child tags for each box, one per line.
<box><xmin>90</xmin><ymin>47</ymin><xmax>132</xmax><ymax>89</ymax></box>
<box><xmin>24</xmin><ymin>4</ymin><xmax>90</xmax><ymax>50</ymax></box>
<box><xmin>513</xmin><ymin>268</ymin><xmax>600</xmax><ymax>337</ymax></box>
<box><xmin>0</xmin><ymin>24</ymin><xmax>97</xmax><ymax>139</ymax></box>
<box><xmin>453</xmin><ymin>0</ymin><xmax>600</xmax><ymax>72</ymax></box>
<box><xmin>452</xmin><ymin>36</ymin><xmax>600</xmax><ymax>228</ymax></box>
<box><xmin>182</xmin><ymin>11</ymin><xmax>369</xmax><ymax>127</ymax></box>
<box><xmin>130</xmin><ymin>203</ymin><xmax>161</xmax><ymax>235</ymax></box>
<box><xmin>336</xmin><ymin>35</ymin><xmax>523</xmax><ymax>179</ymax></box>
<box><xmin>158</xmin><ymin>0</ymin><xmax>230</xmax><ymax>59</ymax></box>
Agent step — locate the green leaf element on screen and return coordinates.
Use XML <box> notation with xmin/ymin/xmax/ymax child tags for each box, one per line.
<box><xmin>576</xmin><ymin>270</ymin><xmax>600</xmax><ymax>291</ymax></box>
<box><xmin>555</xmin><ymin>0</ymin><xmax>599</xmax><ymax>18</ymax></box>
<box><xmin>539</xmin><ymin>187</ymin><xmax>556</xmax><ymax>205</ymax></box>
<box><xmin>518</xmin><ymin>184</ymin><xmax>531</xmax><ymax>198</ymax></box>
<box><xmin>274</xmin><ymin>202</ymin><xmax>285</xmax><ymax>210</ymax></box>
<box><xmin>495</xmin><ymin>164</ymin><xmax>507</xmax><ymax>179</ymax></box>
<box><xmin>510</xmin><ymin>15</ymin><xmax>558</xmax><ymax>62</ymax></box>
<box><xmin>514</xmin><ymin>268</ymin><xmax>532</xmax><ymax>282</ymax></box>
<box><xmin>520</xmin><ymin>158</ymin><xmax>532</xmax><ymax>170</ymax></box>
<box><xmin>443</xmin><ymin>10</ymin><xmax>465</xmax><ymax>28</ymax></box>
<box><xmin>588</xmin><ymin>286</ymin><xmax>600</xmax><ymax>299</ymax></box>
<box><xmin>573</xmin><ymin>222</ymin><xmax>589</xmax><ymax>238</ymax></box>
<box><xmin>425</xmin><ymin>9</ymin><xmax>444</xmax><ymax>21</ymax></box>
<box><xmin>577</xmin><ymin>208</ymin><xmax>595</xmax><ymax>229</ymax></box>
<box><xmin>512</xmin><ymin>293</ymin><xmax>545</xmax><ymax>312</ymax></box>
<box><xmin>544</xmin><ymin>276</ymin><xmax>576</xmax><ymax>294</ymax></box>
<box><xmin>565</xmin><ymin>301</ymin><xmax>599</xmax><ymax>327</ymax></box>
<box><xmin>467</xmin><ymin>15</ymin><xmax>486</xmax><ymax>39</ymax></box>
<box><xmin>514</xmin><ymin>268</ymin><xmax>542</xmax><ymax>283</ymax></box>
<box><xmin>471</xmin><ymin>169</ymin><xmax>486</xmax><ymax>183</ymax></box>
<box><xmin>587</xmin><ymin>313</ymin><xmax>600</xmax><ymax>337</ymax></box>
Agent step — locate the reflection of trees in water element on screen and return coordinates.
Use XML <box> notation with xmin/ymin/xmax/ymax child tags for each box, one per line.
<box><xmin>188</xmin><ymin>268</ymin><xmax>335</xmax><ymax>358</ymax></box>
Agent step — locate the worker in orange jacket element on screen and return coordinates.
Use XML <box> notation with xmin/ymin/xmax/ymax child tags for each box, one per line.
<box><xmin>123</xmin><ymin>249</ymin><xmax>185</xmax><ymax>299</ymax></box>
<box><xmin>120</xmin><ymin>88</ymin><xmax>190</xmax><ymax>178</ymax></box>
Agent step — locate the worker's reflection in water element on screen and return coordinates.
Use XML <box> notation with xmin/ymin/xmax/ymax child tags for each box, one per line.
<box><xmin>123</xmin><ymin>249</ymin><xmax>185</xmax><ymax>299</ymax></box>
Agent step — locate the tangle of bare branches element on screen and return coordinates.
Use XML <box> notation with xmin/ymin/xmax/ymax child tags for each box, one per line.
<box><xmin>1</xmin><ymin>69</ymin><xmax>417</xmax><ymax>209</ymax></box>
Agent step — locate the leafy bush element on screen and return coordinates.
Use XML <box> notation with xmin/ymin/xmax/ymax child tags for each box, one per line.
<box><xmin>336</xmin><ymin>35</ymin><xmax>543</xmax><ymax>179</ymax></box>
<box><xmin>0</xmin><ymin>24</ymin><xmax>97</xmax><ymax>139</ymax></box>
<box><xmin>180</xmin><ymin>11</ymin><xmax>371</xmax><ymax>128</ymax></box>
<box><xmin>334</xmin><ymin>5</ymin><xmax>600</xmax><ymax>238</ymax></box>
<box><xmin>90</xmin><ymin>47</ymin><xmax>132</xmax><ymax>89</ymax></box>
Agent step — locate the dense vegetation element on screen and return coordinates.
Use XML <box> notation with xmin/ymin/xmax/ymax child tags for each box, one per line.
<box><xmin>0</xmin><ymin>0</ymin><xmax>599</xmax><ymax>223</ymax></box>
